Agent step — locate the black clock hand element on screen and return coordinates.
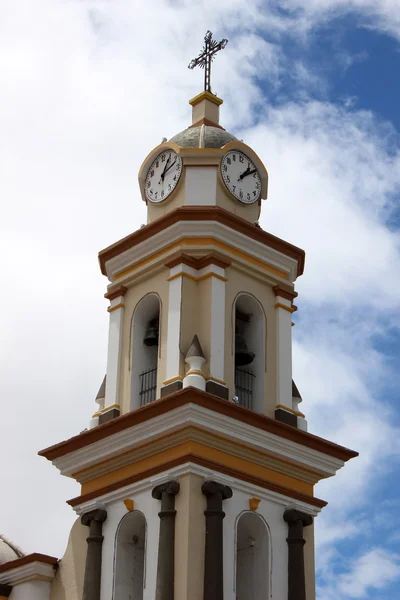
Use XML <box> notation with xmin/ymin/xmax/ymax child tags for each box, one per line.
<box><xmin>237</xmin><ymin>167</ymin><xmax>251</xmax><ymax>182</ymax></box>
<box><xmin>159</xmin><ymin>155</ymin><xmax>171</xmax><ymax>184</ymax></box>
<box><xmin>239</xmin><ymin>168</ymin><xmax>257</xmax><ymax>181</ymax></box>
<box><xmin>163</xmin><ymin>158</ymin><xmax>177</xmax><ymax>176</ymax></box>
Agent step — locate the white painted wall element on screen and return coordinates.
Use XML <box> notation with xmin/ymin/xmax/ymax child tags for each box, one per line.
<box><xmin>105</xmin><ymin>298</ymin><xmax>125</xmax><ymax>407</ymax></box>
<box><xmin>184</xmin><ymin>167</ymin><xmax>217</xmax><ymax>206</ymax></box>
<box><xmin>275</xmin><ymin>297</ymin><xmax>293</xmax><ymax>410</ymax></box>
<box><xmin>210</xmin><ymin>275</ymin><xmax>226</xmax><ymax>382</ymax></box>
<box><xmin>10</xmin><ymin>581</ymin><xmax>52</xmax><ymax>600</ymax></box>
<box><xmin>165</xmin><ymin>275</ymin><xmax>182</xmax><ymax>381</ymax></box>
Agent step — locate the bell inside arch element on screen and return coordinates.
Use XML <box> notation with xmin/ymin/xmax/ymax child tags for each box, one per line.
<box><xmin>235</xmin><ymin>332</ymin><xmax>255</xmax><ymax>367</ymax></box>
<box><xmin>143</xmin><ymin>318</ymin><xmax>159</xmax><ymax>347</ymax></box>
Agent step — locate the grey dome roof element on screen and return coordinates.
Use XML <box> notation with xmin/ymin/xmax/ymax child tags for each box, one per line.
<box><xmin>0</xmin><ymin>535</ymin><xmax>25</xmax><ymax>565</ymax></box>
<box><xmin>169</xmin><ymin>125</ymin><xmax>237</xmax><ymax>149</ymax></box>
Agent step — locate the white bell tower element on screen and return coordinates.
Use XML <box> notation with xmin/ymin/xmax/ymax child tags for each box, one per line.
<box><xmin>22</xmin><ymin>31</ymin><xmax>359</xmax><ymax>600</ymax></box>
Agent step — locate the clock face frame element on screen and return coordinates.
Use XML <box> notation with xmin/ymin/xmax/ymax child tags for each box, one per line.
<box><xmin>221</xmin><ymin>150</ymin><xmax>261</xmax><ymax>204</ymax></box>
<box><xmin>145</xmin><ymin>149</ymin><xmax>183</xmax><ymax>203</ymax></box>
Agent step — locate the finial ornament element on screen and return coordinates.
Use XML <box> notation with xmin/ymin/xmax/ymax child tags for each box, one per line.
<box><xmin>188</xmin><ymin>30</ymin><xmax>228</xmax><ymax>93</ymax></box>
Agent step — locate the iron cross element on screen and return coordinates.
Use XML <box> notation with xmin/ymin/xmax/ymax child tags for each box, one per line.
<box><xmin>188</xmin><ymin>31</ymin><xmax>228</xmax><ymax>94</ymax></box>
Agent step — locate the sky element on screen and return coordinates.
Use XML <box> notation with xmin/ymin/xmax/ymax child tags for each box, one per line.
<box><xmin>1</xmin><ymin>0</ymin><xmax>400</xmax><ymax>598</ymax></box>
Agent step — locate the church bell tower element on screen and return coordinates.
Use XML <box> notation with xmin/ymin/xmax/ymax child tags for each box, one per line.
<box><xmin>25</xmin><ymin>31</ymin><xmax>359</xmax><ymax>600</ymax></box>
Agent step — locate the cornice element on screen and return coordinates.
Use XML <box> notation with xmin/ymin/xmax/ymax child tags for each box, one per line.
<box><xmin>67</xmin><ymin>453</ymin><xmax>327</xmax><ymax>510</ymax></box>
<box><xmin>71</xmin><ymin>462</ymin><xmax>323</xmax><ymax>517</ymax></box>
<box><xmin>0</xmin><ymin>554</ymin><xmax>57</xmax><ymax>585</ymax></box>
<box><xmin>98</xmin><ymin>207</ymin><xmax>305</xmax><ymax>279</ymax></box>
<box><xmin>39</xmin><ymin>388</ymin><xmax>357</xmax><ymax>476</ymax></box>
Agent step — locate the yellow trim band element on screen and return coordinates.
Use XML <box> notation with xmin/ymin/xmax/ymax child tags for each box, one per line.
<box><xmin>185</xmin><ymin>370</ymin><xmax>205</xmax><ymax>377</ymax></box>
<box><xmin>108</xmin><ymin>303</ymin><xmax>125</xmax><ymax>313</ymax></box>
<box><xmin>274</xmin><ymin>302</ymin><xmax>295</xmax><ymax>313</ymax></box>
<box><xmin>206</xmin><ymin>376</ymin><xmax>226</xmax><ymax>386</ymax></box>
<box><xmin>162</xmin><ymin>376</ymin><xmax>184</xmax><ymax>385</ymax></box>
<box><xmin>167</xmin><ymin>271</ymin><xmax>228</xmax><ymax>283</ymax></box>
<box><xmin>92</xmin><ymin>403</ymin><xmax>120</xmax><ymax>418</ymax></box>
<box><xmin>276</xmin><ymin>404</ymin><xmax>305</xmax><ymax>418</ymax></box>
<box><xmin>115</xmin><ymin>238</ymin><xmax>287</xmax><ymax>281</ymax></box>
<box><xmin>189</xmin><ymin>91</ymin><xmax>223</xmax><ymax>106</ymax></box>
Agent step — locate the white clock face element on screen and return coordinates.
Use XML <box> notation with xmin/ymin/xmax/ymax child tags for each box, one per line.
<box><xmin>221</xmin><ymin>151</ymin><xmax>261</xmax><ymax>204</ymax></box>
<box><xmin>145</xmin><ymin>150</ymin><xmax>182</xmax><ymax>203</ymax></box>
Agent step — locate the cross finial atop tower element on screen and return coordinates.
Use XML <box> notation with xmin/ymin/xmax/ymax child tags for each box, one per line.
<box><xmin>188</xmin><ymin>30</ymin><xmax>228</xmax><ymax>94</ymax></box>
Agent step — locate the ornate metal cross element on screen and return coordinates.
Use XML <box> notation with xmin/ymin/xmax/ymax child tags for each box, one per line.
<box><xmin>188</xmin><ymin>31</ymin><xmax>228</xmax><ymax>94</ymax></box>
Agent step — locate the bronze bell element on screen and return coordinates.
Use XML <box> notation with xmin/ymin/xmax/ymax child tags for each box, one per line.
<box><xmin>235</xmin><ymin>333</ymin><xmax>255</xmax><ymax>366</ymax></box>
<box><xmin>143</xmin><ymin>319</ymin><xmax>159</xmax><ymax>346</ymax></box>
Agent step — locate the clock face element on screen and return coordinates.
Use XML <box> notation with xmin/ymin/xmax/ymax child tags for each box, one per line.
<box><xmin>145</xmin><ymin>150</ymin><xmax>182</xmax><ymax>203</ymax></box>
<box><xmin>221</xmin><ymin>151</ymin><xmax>261</xmax><ymax>204</ymax></box>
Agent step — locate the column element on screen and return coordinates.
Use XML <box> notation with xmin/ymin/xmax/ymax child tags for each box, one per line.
<box><xmin>103</xmin><ymin>286</ymin><xmax>127</xmax><ymax>420</ymax></box>
<box><xmin>81</xmin><ymin>508</ymin><xmax>107</xmax><ymax>600</ymax></box>
<box><xmin>201</xmin><ymin>480</ymin><xmax>233</xmax><ymax>600</ymax></box>
<box><xmin>152</xmin><ymin>480</ymin><xmax>180</xmax><ymax>600</ymax></box>
<box><xmin>163</xmin><ymin>267</ymin><xmax>184</xmax><ymax>394</ymax></box>
<box><xmin>273</xmin><ymin>285</ymin><xmax>297</xmax><ymax>427</ymax></box>
<box><xmin>283</xmin><ymin>508</ymin><xmax>313</xmax><ymax>600</ymax></box>
<box><xmin>0</xmin><ymin>585</ymin><xmax>12</xmax><ymax>599</ymax></box>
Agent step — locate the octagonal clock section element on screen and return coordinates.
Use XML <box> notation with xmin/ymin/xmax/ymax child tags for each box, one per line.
<box><xmin>138</xmin><ymin>140</ymin><xmax>268</xmax><ymax>225</ymax></box>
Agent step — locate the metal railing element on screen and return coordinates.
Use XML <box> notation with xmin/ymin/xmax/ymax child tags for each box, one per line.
<box><xmin>139</xmin><ymin>367</ymin><xmax>157</xmax><ymax>406</ymax></box>
<box><xmin>235</xmin><ymin>367</ymin><xmax>255</xmax><ymax>410</ymax></box>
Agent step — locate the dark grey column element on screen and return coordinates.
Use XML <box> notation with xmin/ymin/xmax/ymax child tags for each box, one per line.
<box><xmin>283</xmin><ymin>508</ymin><xmax>313</xmax><ymax>600</ymax></box>
<box><xmin>201</xmin><ymin>480</ymin><xmax>233</xmax><ymax>600</ymax></box>
<box><xmin>0</xmin><ymin>584</ymin><xmax>12</xmax><ymax>598</ymax></box>
<box><xmin>81</xmin><ymin>508</ymin><xmax>107</xmax><ymax>600</ymax></box>
<box><xmin>152</xmin><ymin>480</ymin><xmax>180</xmax><ymax>600</ymax></box>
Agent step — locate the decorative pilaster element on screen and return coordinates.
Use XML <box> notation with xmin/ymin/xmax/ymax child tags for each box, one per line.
<box><xmin>103</xmin><ymin>285</ymin><xmax>127</xmax><ymax>418</ymax></box>
<box><xmin>201</xmin><ymin>480</ymin><xmax>233</xmax><ymax>600</ymax></box>
<box><xmin>273</xmin><ymin>285</ymin><xmax>298</xmax><ymax>427</ymax></box>
<box><xmin>81</xmin><ymin>509</ymin><xmax>107</xmax><ymax>600</ymax></box>
<box><xmin>152</xmin><ymin>480</ymin><xmax>180</xmax><ymax>600</ymax></box>
<box><xmin>283</xmin><ymin>508</ymin><xmax>313</xmax><ymax>600</ymax></box>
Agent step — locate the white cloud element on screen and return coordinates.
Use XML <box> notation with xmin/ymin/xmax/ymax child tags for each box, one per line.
<box><xmin>318</xmin><ymin>547</ymin><xmax>400</xmax><ymax>599</ymax></box>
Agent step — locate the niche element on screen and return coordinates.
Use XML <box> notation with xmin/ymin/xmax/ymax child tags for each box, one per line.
<box><xmin>114</xmin><ymin>511</ymin><xmax>146</xmax><ymax>600</ymax></box>
<box><xmin>234</xmin><ymin>294</ymin><xmax>265</xmax><ymax>413</ymax></box>
<box><xmin>236</xmin><ymin>512</ymin><xmax>270</xmax><ymax>600</ymax></box>
<box><xmin>131</xmin><ymin>294</ymin><xmax>160</xmax><ymax>409</ymax></box>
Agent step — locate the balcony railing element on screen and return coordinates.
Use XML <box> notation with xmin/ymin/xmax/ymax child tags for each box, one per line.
<box><xmin>235</xmin><ymin>367</ymin><xmax>255</xmax><ymax>410</ymax></box>
<box><xmin>139</xmin><ymin>367</ymin><xmax>157</xmax><ymax>406</ymax></box>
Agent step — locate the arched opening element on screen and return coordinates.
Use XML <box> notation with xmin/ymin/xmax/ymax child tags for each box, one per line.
<box><xmin>236</xmin><ymin>512</ymin><xmax>270</xmax><ymax>600</ymax></box>
<box><xmin>113</xmin><ymin>511</ymin><xmax>146</xmax><ymax>600</ymax></box>
<box><xmin>131</xmin><ymin>294</ymin><xmax>161</xmax><ymax>410</ymax></box>
<box><xmin>234</xmin><ymin>294</ymin><xmax>265</xmax><ymax>413</ymax></box>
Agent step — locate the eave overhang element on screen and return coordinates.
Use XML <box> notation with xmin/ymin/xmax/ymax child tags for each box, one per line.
<box><xmin>98</xmin><ymin>206</ymin><xmax>305</xmax><ymax>280</ymax></box>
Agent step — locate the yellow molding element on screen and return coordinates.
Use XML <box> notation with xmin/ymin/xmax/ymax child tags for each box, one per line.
<box><xmin>185</xmin><ymin>370</ymin><xmax>205</xmax><ymax>377</ymax></box>
<box><xmin>189</xmin><ymin>91</ymin><xmax>223</xmax><ymax>106</ymax></box>
<box><xmin>115</xmin><ymin>237</ymin><xmax>287</xmax><ymax>281</ymax></box>
<box><xmin>249</xmin><ymin>497</ymin><xmax>261</xmax><ymax>511</ymax></box>
<box><xmin>167</xmin><ymin>270</ymin><xmax>228</xmax><ymax>283</ymax></box>
<box><xmin>123</xmin><ymin>498</ymin><xmax>134</xmax><ymax>512</ymax></box>
<box><xmin>107</xmin><ymin>303</ymin><xmax>125</xmax><ymax>313</ymax></box>
<box><xmin>206</xmin><ymin>376</ymin><xmax>226</xmax><ymax>386</ymax></box>
<box><xmin>276</xmin><ymin>404</ymin><xmax>305</xmax><ymax>418</ymax></box>
<box><xmin>80</xmin><ymin>440</ymin><xmax>314</xmax><ymax>498</ymax></box>
<box><xmin>162</xmin><ymin>376</ymin><xmax>184</xmax><ymax>385</ymax></box>
<box><xmin>92</xmin><ymin>403</ymin><xmax>120</xmax><ymax>418</ymax></box>
<box><xmin>274</xmin><ymin>302</ymin><xmax>295</xmax><ymax>313</ymax></box>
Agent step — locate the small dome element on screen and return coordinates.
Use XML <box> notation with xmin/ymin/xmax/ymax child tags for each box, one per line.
<box><xmin>0</xmin><ymin>535</ymin><xmax>25</xmax><ymax>565</ymax></box>
<box><xmin>169</xmin><ymin>125</ymin><xmax>237</xmax><ymax>149</ymax></box>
